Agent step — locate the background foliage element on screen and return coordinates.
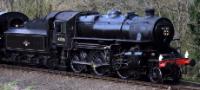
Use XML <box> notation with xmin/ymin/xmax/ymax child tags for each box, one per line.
<box><xmin>0</xmin><ymin>0</ymin><xmax>199</xmax><ymax>81</ymax></box>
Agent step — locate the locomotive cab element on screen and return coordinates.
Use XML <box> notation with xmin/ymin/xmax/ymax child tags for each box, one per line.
<box><xmin>46</xmin><ymin>11</ymin><xmax>80</xmax><ymax>50</ymax></box>
<box><xmin>53</xmin><ymin>20</ymin><xmax>69</xmax><ymax>46</ymax></box>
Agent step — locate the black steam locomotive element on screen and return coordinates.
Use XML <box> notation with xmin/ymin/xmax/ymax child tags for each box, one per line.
<box><xmin>0</xmin><ymin>9</ymin><xmax>195</xmax><ymax>83</ymax></box>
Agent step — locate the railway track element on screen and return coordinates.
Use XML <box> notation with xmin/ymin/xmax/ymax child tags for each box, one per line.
<box><xmin>0</xmin><ymin>64</ymin><xmax>199</xmax><ymax>90</ymax></box>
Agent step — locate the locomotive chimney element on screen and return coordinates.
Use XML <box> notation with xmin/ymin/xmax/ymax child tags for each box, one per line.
<box><xmin>145</xmin><ymin>8</ymin><xmax>155</xmax><ymax>17</ymax></box>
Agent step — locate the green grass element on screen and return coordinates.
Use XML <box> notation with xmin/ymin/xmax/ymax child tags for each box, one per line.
<box><xmin>182</xmin><ymin>75</ymin><xmax>200</xmax><ymax>83</ymax></box>
<box><xmin>0</xmin><ymin>81</ymin><xmax>33</xmax><ymax>90</ymax></box>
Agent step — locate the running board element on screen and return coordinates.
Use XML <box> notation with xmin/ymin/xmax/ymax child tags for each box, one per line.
<box><xmin>74</xmin><ymin>42</ymin><xmax>108</xmax><ymax>50</ymax></box>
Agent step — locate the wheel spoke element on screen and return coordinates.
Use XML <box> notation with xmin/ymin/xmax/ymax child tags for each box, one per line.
<box><xmin>92</xmin><ymin>52</ymin><xmax>109</xmax><ymax>76</ymax></box>
<box><xmin>116</xmin><ymin>64</ymin><xmax>130</xmax><ymax>79</ymax></box>
<box><xmin>149</xmin><ymin>67</ymin><xmax>163</xmax><ymax>83</ymax></box>
<box><xmin>93</xmin><ymin>65</ymin><xmax>109</xmax><ymax>76</ymax></box>
<box><xmin>46</xmin><ymin>58</ymin><xmax>58</xmax><ymax>69</ymax></box>
<box><xmin>30</xmin><ymin>57</ymin><xmax>38</xmax><ymax>66</ymax></box>
<box><xmin>70</xmin><ymin>55</ymin><xmax>86</xmax><ymax>73</ymax></box>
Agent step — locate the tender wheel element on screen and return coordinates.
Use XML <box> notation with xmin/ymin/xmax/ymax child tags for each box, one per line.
<box><xmin>10</xmin><ymin>53</ymin><xmax>18</xmax><ymax>64</ymax></box>
<box><xmin>36</xmin><ymin>56</ymin><xmax>45</xmax><ymax>67</ymax></box>
<box><xmin>70</xmin><ymin>55</ymin><xmax>86</xmax><ymax>73</ymax></box>
<box><xmin>116</xmin><ymin>63</ymin><xmax>130</xmax><ymax>79</ymax></box>
<box><xmin>46</xmin><ymin>58</ymin><xmax>58</xmax><ymax>69</ymax></box>
<box><xmin>92</xmin><ymin>52</ymin><xmax>109</xmax><ymax>76</ymax></box>
<box><xmin>0</xmin><ymin>52</ymin><xmax>3</xmax><ymax>63</ymax></box>
<box><xmin>15</xmin><ymin>54</ymin><xmax>27</xmax><ymax>65</ymax></box>
<box><xmin>30</xmin><ymin>56</ymin><xmax>38</xmax><ymax>66</ymax></box>
<box><xmin>149</xmin><ymin>67</ymin><xmax>163</xmax><ymax>83</ymax></box>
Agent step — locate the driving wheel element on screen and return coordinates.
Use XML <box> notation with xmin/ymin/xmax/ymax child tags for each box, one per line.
<box><xmin>116</xmin><ymin>63</ymin><xmax>130</xmax><ymax>79</ymax></box>
<box><xmin>149</xmin><ymin>67</ymin><xmax>163</xmax><ymax>83</ymax></box>
<box><xmin>92</xmin><ymin>52</ymin><xmax>109</xmax><ymax>76</ymax></box>
<box><xmin>70</xmin><ymin>55</ymin><xmax>87</xmax><ymax>73</ymax></box>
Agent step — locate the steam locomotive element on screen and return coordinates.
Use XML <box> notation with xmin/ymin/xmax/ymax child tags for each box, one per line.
<box><xmin>0</xmin><ymin>9</ymin><xmax>195</xmax><ymax>83</ymax></box>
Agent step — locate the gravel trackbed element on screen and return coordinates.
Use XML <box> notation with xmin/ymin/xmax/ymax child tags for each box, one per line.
<box><xmin>0</xmin><ymin>67</ymin><xmax>165</xmax><ymax>90</ymax></box>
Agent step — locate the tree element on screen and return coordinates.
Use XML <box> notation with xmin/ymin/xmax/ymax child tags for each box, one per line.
<box><xmin>188</xmin><ymin>0</ymin><xmax>200</xmax><ymax>78</ymax></box>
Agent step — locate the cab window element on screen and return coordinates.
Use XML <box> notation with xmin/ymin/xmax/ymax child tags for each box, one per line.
<box><xmin>54</xmin><ymin>21</ymin><xmax>67</xmax><ymax>33</ymax></box>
